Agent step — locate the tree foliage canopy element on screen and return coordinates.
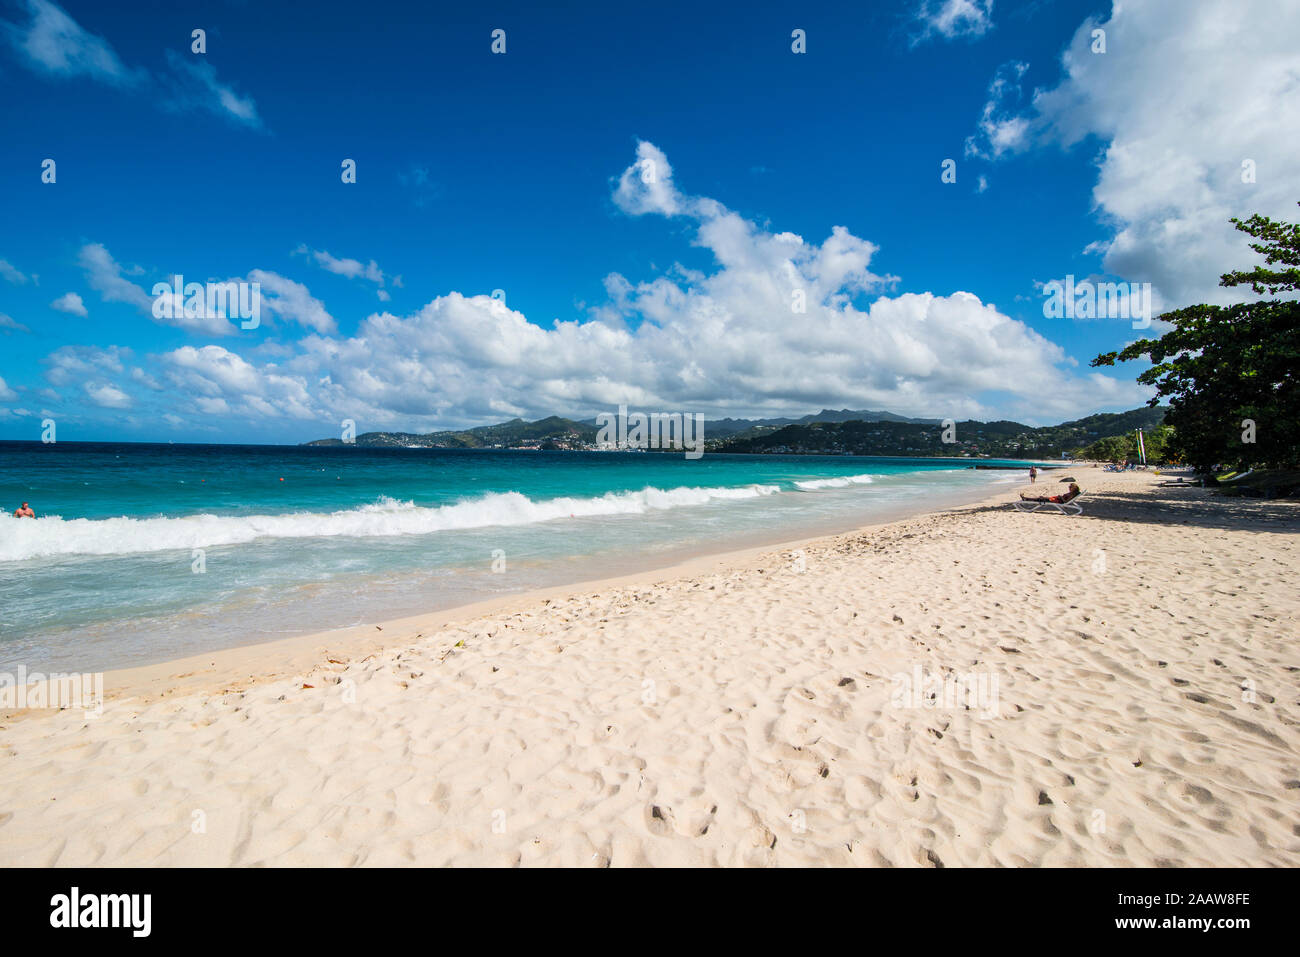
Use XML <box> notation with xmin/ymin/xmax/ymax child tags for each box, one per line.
<box><xmin>1093</xmin><ymin>205</ymin><xmax>1300</xmax><ymax>470</ymax></box>
<box><xmin>1075</xmin><ymin>424</ymin><xmax>1174</xmax><ymax>464</ymax></box>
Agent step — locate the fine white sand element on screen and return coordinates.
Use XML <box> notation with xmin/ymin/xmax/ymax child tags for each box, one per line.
<box><xmin>1</xmin><ymin>468</ymin><xmax>1296</xmax><ymax>866</ymax></box>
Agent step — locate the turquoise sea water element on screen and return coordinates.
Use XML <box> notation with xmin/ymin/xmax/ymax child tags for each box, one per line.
<box><xmin>0</xmin><ymin>442</ymin><xmax>1047</xmax><ymax>672</ymax></box>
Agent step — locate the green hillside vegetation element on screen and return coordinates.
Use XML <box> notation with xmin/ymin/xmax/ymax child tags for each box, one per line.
<box><xmin>1074</xmin><ymin>424</ymin><xmax>1175</xmax><ymax>464</ymax></box>
<box><xmin>304</xmin><ymin>416</ymin><xmax>597</xmax><ymax>449</ymax></box>
<box><xmin>711</xmin><ymin>407</ymin><xmax>1166</xmax><ymax>459</ymax></box>
<box><xmin>303</xmin><ymin>407</ymin><xmax>1168</xmax><ymax>461</ymax></box>
<box><xmin>428</xmin><ymin>416</ymin><xmax>598</xmax><ymax>448</ymax></box>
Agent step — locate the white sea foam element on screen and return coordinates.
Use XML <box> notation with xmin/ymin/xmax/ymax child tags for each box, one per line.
<box><xmin>0</xmin><ymin>484</ymin><xmax>782</xmax><ymax>562</ymax></box>
<box><xmin>793</xmin><ymin>473</ymin><xmax>876</xmax><ymax>490</ymax></box>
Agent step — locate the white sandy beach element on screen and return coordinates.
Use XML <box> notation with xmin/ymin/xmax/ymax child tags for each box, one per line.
<box><xmin>1</xmin><ymin>468</ymin><xmax>1296</xmax><ymax>867</ymax></box>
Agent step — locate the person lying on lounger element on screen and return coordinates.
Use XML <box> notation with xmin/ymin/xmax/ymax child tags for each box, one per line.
<box><xmin>1020</xmin><ymin>482</ymin><xmax>1080</xmax><ymax>504</ymax></box>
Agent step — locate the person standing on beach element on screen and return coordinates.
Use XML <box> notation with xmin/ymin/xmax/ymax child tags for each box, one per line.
<box><xmin>1029</xmin><ymin>467</ymin><xmax>1038</xmax><ymax>484</ymax></box>
<box><xmin>12</xmin><ymin>502</ymin><xmax>35</xmax><ymax>518</ymax></box>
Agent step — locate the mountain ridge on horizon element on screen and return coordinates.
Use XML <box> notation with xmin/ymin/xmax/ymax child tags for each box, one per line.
<box><xmin>303</xmin><ymin>406</ymin><xmax>1167</xmax><ymax>455</ymax></box>
<box><xmin>301</xmin><ymin>407</ymin><xmax>951</xmax><ymax>447</ymax></box>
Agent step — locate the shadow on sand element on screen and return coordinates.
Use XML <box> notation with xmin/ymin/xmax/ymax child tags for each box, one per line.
<box><xmin>963</xmin><ymin>486</ymin><xmax>1300</xmax><ymax>534</ymax></box>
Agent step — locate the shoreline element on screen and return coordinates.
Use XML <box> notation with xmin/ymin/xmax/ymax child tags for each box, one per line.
<box><xmin>5</xmin><ymin>466</ymin><xmax>1025</xmax><ymax>692</ymax></box>
<box><xmin>3</xmin><ymin>466</ymin><xmax>1296</xmax><ymax>866</ymax></box>
<box><xmin>19</xmin><ymin>468</ymin><xmax>1028</xmax><ymax>708</ymax></box>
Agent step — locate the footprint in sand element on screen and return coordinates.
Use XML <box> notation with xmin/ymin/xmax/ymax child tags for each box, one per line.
<box><xmin>644</xmin><ymin>804</ymin><xmax>677</xmax><ymax>836</ymax></box>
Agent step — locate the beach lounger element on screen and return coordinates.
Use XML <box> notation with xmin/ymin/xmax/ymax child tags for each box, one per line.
<box><xmin>1013</xmin><ymin>491</ymin><xmax>1084</xmax><ymax>515</ymax></box>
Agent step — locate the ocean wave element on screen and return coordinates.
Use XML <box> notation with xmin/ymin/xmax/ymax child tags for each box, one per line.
<box><xmin>793</xmin><ymin>473</ymin><xmax>876</xmax><ymax>490</ymax></box>
<box><xmin>0</xmin><ymin>484</ymin><xmax>782</xmax><ymax>562</ymax></box>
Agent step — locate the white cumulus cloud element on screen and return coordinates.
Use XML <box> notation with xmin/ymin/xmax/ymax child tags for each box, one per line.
<box><xmin>2</xmin><ymin>0</ymin><xmax>143</xmax><ymax>86</ymax></box>
<box><xmin>77</xmin><ymin>243</ymin><xmax>335</xmax><ymax>336</ymax></box>
<box><xmin>162</xmin><ymin>50</ymin><xmax>261</xmax><ymax>129</ymax></box>
<box><xmin>0</xmin><ymin>259</ymin><xmax>32</xmax><ymax>284</ymax></box>
<box><xmin>38</xmin><ymin>144</ymin><xmax>1153</xmax><ymax>431</ymax></box>
<box><xmin>969</xmin><ymin>0</ymin><xmax>1300</xmax><ymax>309</ymax></box>
<box><xmin>85</xmin><ymin>382</ymin><xmax>131</xmax><ymax>409</ymax></box>
<box><xmin>50</xmin><ymin>291</ymin><xmax>87</xmax><ymax>316</ymax></box>
<box><xmin>912</xmin><ymin>0</ymin><xmax>995</xmax><ymax>43</ymax></box>
<box><xmin>294</xmin><ymin>245</ymin><xmax>386</xmax><ymax>285</ymax></box>
<box><xmin>2</xmin><ymin>2</ymin><xmax>261</xmax><ymax>128</ymax></box>
<box><xmin>105</xmin><ymin>142</ymin><xmax>1146</xmax><ymax>429</ymax></box>
<box><xmin>247</xmin><ymin>270</ymin><xmax>336</xmax><ymax>334</ymax></box>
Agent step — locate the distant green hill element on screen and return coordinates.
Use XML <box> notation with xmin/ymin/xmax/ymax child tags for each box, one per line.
<box><xmin>302</xmin><ymin>407</ymin><xmax>1166</xmax><ymax>458</ymax></box>
<box><xmin>304</xmin><ymin>416</ymin><xmax>597</xmax><ymax>449</ymax></box>
<box><xmin>702</xmin><ymin>408</ymin><xmax>941</xmax><ymax>439</ymax></box>
<box><xmin>710</xmin><ymin>407</ymin><xmax>1166</xmax><ymax>458</ymax></box>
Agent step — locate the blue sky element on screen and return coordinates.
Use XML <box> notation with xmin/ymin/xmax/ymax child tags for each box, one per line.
<box><xmin>1</xmin><ymin>0</ymin><xmax>1295</xmax><ymax>443</ymax></box>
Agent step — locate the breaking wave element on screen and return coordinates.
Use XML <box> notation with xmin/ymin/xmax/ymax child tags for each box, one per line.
<box><xmin>793</xmin><ymin>473</ymin><xmax>876</xmax><ymax>490</ymax></box>
<box><xmin>0</xmin><ymin>484</ymin><xmax>784</xmax><ymax>561</ymax></box>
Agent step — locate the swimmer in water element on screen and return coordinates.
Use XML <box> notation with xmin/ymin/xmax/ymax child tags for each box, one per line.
<box><xmin>12</xmin><ymin>502</ymin><xmax>35</xmax><ymax>518</ymax></box>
